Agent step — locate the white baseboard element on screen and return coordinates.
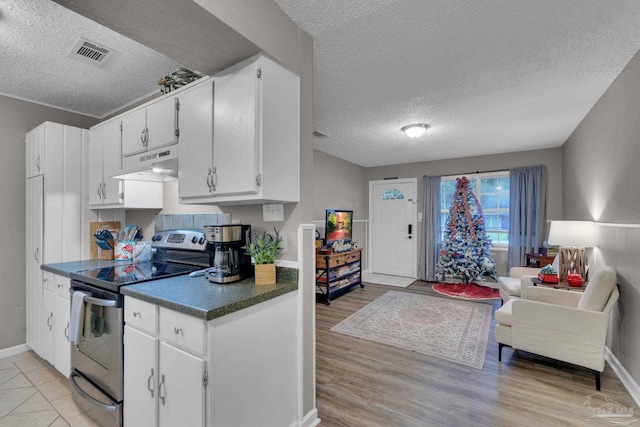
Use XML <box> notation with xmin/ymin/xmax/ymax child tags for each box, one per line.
<box><xmin>300</xmin><ymin>408</ymin><xmax>320</xmax><ymax>427</ymax></box>
<box><xmin>0</xmin><ymin>344</ymin><xmax>30</xmax><ymax>360</ymax></box>
<box><xmin>605</xmin><ymin>347</ymin><xmax>640</xmax><ymax>407</ymax></box>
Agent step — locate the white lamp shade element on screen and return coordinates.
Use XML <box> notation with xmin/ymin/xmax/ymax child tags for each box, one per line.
<box><xmin>547</xmin><ymin>220</ymin><xmax>595</xmax><ymax>247</ymax></box>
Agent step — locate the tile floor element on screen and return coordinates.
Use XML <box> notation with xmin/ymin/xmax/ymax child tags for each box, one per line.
<box><xmin>361</xmin><ymin>272</ymin><xmax>416</xmax><ymax>288</ymax></box>
<box><xmin>0</xmin><ymin>351</ymin><xmax>98</xmax><ymax>427</ymax></box>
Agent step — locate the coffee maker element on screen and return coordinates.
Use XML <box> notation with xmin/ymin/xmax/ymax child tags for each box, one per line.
<box><xmin>203</xmin><ymin>224</ymin><xmax>252</xmax><ymax>283</ymax></box>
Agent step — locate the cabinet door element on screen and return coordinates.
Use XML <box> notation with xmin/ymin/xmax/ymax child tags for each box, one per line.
<box><xmin>124</xmin><ymin>326</ymin><xmax>158</xmax><ymax>427</ymax></box>
<box><xmin>177</xmin><ymin>81</ymin><xmax>214</xmax><ymax>199</ymax></box>
<box><xmin>41</xmin><ymin>289</ymin><xmax>55</xmax><ymax>364</ymax></box>
<box><xmin>158</xmin><ymin>342</ymin><xmax>205</xmax><ymax>427</ymax></box>
<box><xmin>26</xmin><ymin>176</ymin><xmax>44</xmax><ymax>353</ymax></box>
<box><xmin>26</xmin><ymin>125</ymin><xmax>44</xmax><ymax>178</ymax></box>
<box><xmin>121</xmin><ymin>109</ymin><xmax>147</xmax><ymax>156</ymax></box>
<box><xmin>146</xmin><ymin>96</ymin><xmax>178</xmax><ymax>151</ymax></box>
<box><xmin>101</xmin><ymin>121</ymin><xmax>123</xmax><ymax>205</ymax></box>
<box><xmin>212</xmin><ymin>63</ymin><xmax>259</xmax><ymax>196</ymax></box>
<box><xmin>53</xmin><ymin>294</ymin><xmax>70</xmax><ymax>377</ymax></box>
<box><xmin>88</xmin><ymin>126</ymin><xmax>105</xmax><ymax>206</ymax></box>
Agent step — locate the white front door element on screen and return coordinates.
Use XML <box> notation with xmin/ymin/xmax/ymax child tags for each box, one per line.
<box><xmin>369</xmin><ymin>179</ymin><xmax>417</xmax><ymax>277</ymax></box>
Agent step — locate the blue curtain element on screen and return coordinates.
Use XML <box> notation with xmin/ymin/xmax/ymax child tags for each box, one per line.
<box><xmin>508</xmin><ymin>166</ymin><xmax>546</xmax><ymax>270</ymax></box>
<box><xmin>418</xmin><ymin>176</ymin><xmax>441</xmax><ymax>281</ymax></box>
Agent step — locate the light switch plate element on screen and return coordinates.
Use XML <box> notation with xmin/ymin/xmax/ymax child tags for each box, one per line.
<box><xmin>263</xmin><ymin>204</ymin><xmax>284</xmax><ymax>222</ymax></box>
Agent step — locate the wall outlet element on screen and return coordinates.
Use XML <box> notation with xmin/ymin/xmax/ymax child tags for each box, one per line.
<box><xmin>263</xmin><ymin>204</ymin><xmax>284</xmax><ymax>222</ymax></box>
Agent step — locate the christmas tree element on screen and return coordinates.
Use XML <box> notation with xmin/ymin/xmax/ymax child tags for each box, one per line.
<box><xmin>436</xmin><ymin>177</ymin><xmax>497</xmax><ymax>283</ymax></box>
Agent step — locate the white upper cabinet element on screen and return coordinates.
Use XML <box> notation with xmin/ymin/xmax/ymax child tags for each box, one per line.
<box><xmin>89</xmin><ymin>120</ymin><xmax>123</xmax><ymax>206</ymax></box>
<box><xmin>122</xmin><ymin>95</ymin><xmax>178</xmax><ymax>157</ymax></box>
<box><xmin>179</xmin><ymin>54</ymin><xmax>300</xmax><ymax>205</ymax></box>
<box><xmin>176</xmin><ymin>80</ymin><xmax>214</xmax><ymax>199</ymax></box>
<box><xmin>89</xmin><ymin>121</ymin><xmax>163</xmax><ymax>209</ymax></box>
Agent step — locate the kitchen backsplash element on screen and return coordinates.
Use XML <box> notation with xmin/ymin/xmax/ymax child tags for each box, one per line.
<box><xmin>154</xmin><ymin>212</ymin><xmax>232</xmax><ymax>232</ymax></box>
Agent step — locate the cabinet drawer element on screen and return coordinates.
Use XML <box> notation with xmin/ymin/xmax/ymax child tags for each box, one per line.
<box><xmin>317</xmin><ymin>250</ymin><xmax>361</xmax><ymax>269</ymax></box>
<box><xmin>54</xmin><ymin>276</ymin><xmax>70</xmax><ymax>300</ymax></box>
<box><xmin>125</xmin><ymin>297</ymin><xmax>157</xmax><ymax>334</ymax></box>
<box><xmin>42</xmin><ymin>272</ymin><xmax>55</xmax><ymax>292</ymax></box>
<box><xmin>159</xmin><ymin>307</ymin><xmax>205</xmax><ymax>355</ymax></box>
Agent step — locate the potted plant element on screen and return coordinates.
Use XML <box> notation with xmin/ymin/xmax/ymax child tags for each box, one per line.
<box><xmin>243</xmin><ymin>228</ymin><xmax>283</xmax><ymax>285</ymax></box>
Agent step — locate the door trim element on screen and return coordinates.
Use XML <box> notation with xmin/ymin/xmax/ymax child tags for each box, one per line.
<box><xmin>368</xmin><ymin>178</ymin><xmax>418</xmax><ymax>278</ymax></box>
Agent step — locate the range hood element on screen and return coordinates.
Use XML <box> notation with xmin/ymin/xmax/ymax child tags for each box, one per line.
<box><xmin>109</xmin><ymin>145</ymin><xmax>179</xmax><ymax>182</ymax></box>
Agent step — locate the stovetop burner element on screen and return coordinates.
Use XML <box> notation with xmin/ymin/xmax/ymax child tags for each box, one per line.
<box><xmin>70</xmin><ymin>261</ymin><xmax>200</xmax><ymax>292</ymax></box>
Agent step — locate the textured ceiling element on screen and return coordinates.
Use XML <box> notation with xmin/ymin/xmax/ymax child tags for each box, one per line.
<box><xmin>0</xmin><ymin>0</ymin><xmax>184</xmax><ymax>118</ymax></box>
<box><xmin>274</xmin><ymin>0</ymin><xmax>640</xmax><ymax>167</ymax></box>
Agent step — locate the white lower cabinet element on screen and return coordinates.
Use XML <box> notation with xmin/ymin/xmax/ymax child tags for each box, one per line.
<box><xmin>123</xmin><ymin>326</ymin><xmax>157</xmax><ymax>427</ymax></box>
<box><xmin>158</xmin><ymin>342</ymin><xmax>205</xmax><ymax>427</ymax></box>
<box><xmin>123</xmin><ymin>291</ymin><xmax>298</xmax><ymax>427</ymax></box>
<box><xmin>53</xmin><ymin>275</ymin><xmax>71</xmax><ymax>378</ymax></box>
<box><xmin>124</xmin><ymin>300</ymin><xmax>206</xmax><ymax>427</ymax></box>
<box><xmin>40</xmin><ymin>272</ymin><xmax>72</xmax><ymax>377</ymax></box>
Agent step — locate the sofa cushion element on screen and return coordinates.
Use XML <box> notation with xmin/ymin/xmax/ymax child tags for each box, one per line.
<box><xmin>577</xmin><ymin>266</ymin><xmax>616</xmax><ymax>312</ymax></box>
<box><xmin>498</xmin><ymin>276</ymin><xmax>521</xmax><ymax>297</ymax></box>
<box><xmin>495</xmin><ymin>299</ymin><xmax>514</xmax><ymax>326</ymax></box>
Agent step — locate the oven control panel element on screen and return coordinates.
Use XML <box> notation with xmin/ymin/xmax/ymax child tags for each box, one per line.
<box><xmin>151</xmin><ymin>229</ymin><xmax>207</xmax><ymax>251</ymax></box>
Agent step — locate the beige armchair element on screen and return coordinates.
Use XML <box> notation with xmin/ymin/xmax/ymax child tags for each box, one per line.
<box><xmin>495</xmin><ymin>266</ymin><xmax>619</xmax><ymax>390</ymax></box>
<box><xmin>497</xmin><ymin>267</ymin><xmax>541</xmax><ymax>303</ymax></box>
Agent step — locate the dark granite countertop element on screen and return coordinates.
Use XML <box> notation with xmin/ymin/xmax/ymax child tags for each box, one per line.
<box><xmin>42</xmin><ymin>261</ymin><xmax>298</xmax><ymax>321</ymax></box>
<box><xmin>42</xmin><ymin>260</ymin><xmax>125</xmax><ymax>277</ymax></box>
<box><xmin>121</xmin><ymin>267</ymin><xmax>298</xmax><ymax>320</ymax></box>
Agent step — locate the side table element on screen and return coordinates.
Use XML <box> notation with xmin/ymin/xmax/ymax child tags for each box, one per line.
<box><xmin>531</xmin><ymin>277</ymin><xmax>586</xmax><ymax>291</ymax></box>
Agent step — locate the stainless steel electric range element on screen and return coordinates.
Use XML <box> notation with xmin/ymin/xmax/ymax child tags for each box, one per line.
<box><xmin>67</xmin><ymin>229</ymin><xmax>212</xmax><ymax>427</ymax></box>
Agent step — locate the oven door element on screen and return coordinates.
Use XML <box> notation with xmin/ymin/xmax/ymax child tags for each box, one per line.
<box><xmin>70</xmin><ymin>281</ymin><xmax>124</xmax><ymax>402</ymax></box>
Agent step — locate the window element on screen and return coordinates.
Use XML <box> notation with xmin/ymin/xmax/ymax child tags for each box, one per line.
<box><xmin>439</xmin><ymin>171</ymin><xmax>510</xmax><ymax>246</ymax></box>
<box><xmin>380</xmin><ymin>188</ymin><xmax>405</xmax><ymax>200</ymax></box>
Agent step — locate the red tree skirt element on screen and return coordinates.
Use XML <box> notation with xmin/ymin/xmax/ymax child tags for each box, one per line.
<box><xmin>432</xmin><ymin>283</ymin><xmax>500</xmax><ymax>300</ymax></box>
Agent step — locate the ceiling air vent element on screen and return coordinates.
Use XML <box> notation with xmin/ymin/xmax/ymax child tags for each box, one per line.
<box><xmin>68</xmin><ymin>37</ymin><xmax>116</xmax><ymax>68</ymax></box>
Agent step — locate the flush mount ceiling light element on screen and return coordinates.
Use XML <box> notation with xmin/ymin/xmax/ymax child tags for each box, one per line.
<box><xmin>401</xmin><ymin>123</ymin><xmax>429</xmax><ymax>138</ymax></box>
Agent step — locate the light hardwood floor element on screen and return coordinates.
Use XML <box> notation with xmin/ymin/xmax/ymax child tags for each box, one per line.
<box><xmin>316</xmin><ymin>281</ymin><xmax>637</xmax><ymax>427</ymax></box>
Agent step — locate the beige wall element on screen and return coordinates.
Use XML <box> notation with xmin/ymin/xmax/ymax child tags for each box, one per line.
<box><xmin>562</xmin><ymin>49</ymin><xmax>640</xmax><ymax>385</ymax></box>
<box><xmin>0</xmin><ymin>94</ymin><xmax>98</xmax><ymax>350</ymax></box>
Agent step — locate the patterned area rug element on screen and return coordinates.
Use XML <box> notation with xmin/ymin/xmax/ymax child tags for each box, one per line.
<box><xmin>330</xmin><ymin>291</ymin><xmax>492</xmax><ymax>369</ymax></box>
<box><xmin>432</xmin><ymin>283</ymin><xmax>500</xmax><ymax>301</ymax></box>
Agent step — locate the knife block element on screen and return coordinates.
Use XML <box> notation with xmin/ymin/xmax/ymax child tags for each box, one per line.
<box><xmin>90</xmin><ymin>221</ymin><xmax>120</xmax><ymax>260</ymax></box>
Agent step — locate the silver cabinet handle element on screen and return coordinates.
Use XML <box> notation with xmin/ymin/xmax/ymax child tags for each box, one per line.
<box><xmin>34</xmin><ymin>248</ymin><xmax>39</xmax><ymax>263</ymax></box>
<box><xmin>97</xmin><ymin>184</ymin><xmax>102</xmax><ymax>198</ymax></box>
<box><xmin>206</xmin><ymin>168</ymin><xmax>213</xmax><ymax>192</ymax></box>
<box><xmin>64</xmin><ymin>322</ymin><xmax>69</xmax><ymax>340</ymax></box>
<box><xmin>47</xmin><ymin>313</ymin><xmax>53</xmax><ymax>330</ymax></box>
<box><xmin>174</xmin><ymin>327</ymin><xmax>182</xmax><ymax>335</ymax></box>
<box><xmin>101</xmin><ymin>182</ymin><xmax>107</xmax><ymax>199</ymax></box>
<box><xmin>211</xmin><ymin>166</ymin><xmax>217</xmax><ymax>192</ymax></box>
<box><xmin>147</xmin><ymin>368</ymin><xmax>155</xmax><ymax>398</ymax></box>
<box><xmin>57</xmin><ymin>283</ymin><xmax>63</xmax><ymax>289</ymax></box>
<box><xmin>159</xmin><ymin>374</ymin><xmax>166</xmax><ymax>405</ymax></box>
<box><xmin>133</xmin><ymin>312</ymin><xmax>141</xmax><ymax>318</ymax></box>
<box><xmin>36</xmin><ymin>155</ymin><xmax>41</xmax><ymax>172</ymax></box>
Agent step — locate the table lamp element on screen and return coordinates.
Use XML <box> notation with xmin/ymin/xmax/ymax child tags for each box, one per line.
<box><xmin>547</xmin><ymin>220</ymin><xmax>595</xmax><ymax>281</ymax></box>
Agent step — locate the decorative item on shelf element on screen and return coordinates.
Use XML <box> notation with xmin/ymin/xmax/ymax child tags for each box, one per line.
<box><xmin>243</xmin><ymin>228</ymin><xmax>283</xmax><ymax>285</ymax></box>
<box><xmin>538</xmin><ymin>264</ymin><xmax>559</xmax><ymax>284</ymax></box>
<box><xmin>157</xmin><ymin>68</ymin><xmax>201</xmax><ymax>94</ymax></box>
<box><xmin>331</xmin><ymin>239</ymin><xmax>352</xmax><ymax>253</ymax></box>
<box><xmin>566</xmin><ymin>272</ymin><xmax>585</xmax><ymax>287</ymax></box>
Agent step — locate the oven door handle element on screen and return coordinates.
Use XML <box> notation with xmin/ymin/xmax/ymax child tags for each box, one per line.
<box><xmin>84</xmin><ymin>295</ymin><xmax>117</xmax><ymax>307</ymax></box>
<box><xmin>69</xmin><ymin>371</ymin><xmax>118</xmax><ymax>413</ymax></box>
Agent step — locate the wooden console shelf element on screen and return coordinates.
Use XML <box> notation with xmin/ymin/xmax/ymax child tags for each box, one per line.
<box><xmin>316</xmin><ymin>248</ymin><xmax>363</xmax><ymax>305</ymax></box>
<box><xmin>525</xmin><ymin>252</ymin><xmax>556</xmax><ymax>268</ymax></box>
